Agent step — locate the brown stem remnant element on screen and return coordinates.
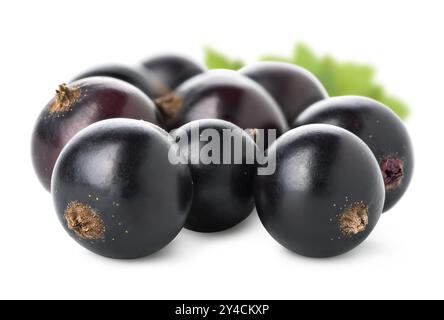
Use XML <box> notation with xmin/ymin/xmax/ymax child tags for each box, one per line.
<box><xmin>49</xmin><ymin>84</ymin><xmax>80</xmax><ymax>114</ymax></box>
<box><xmin>245</xmin><ymin>128</ymin><xmax>258</xmax><ymax>143</ymax></box>
<box><xmin>155</xmin><ymin>93</ymin><xmax>183</xmax><ymax>120</ymax></box>
<box><xmin>380</xmin><ymin>156</ymin><xmax>404</xmax><ymax>192</ymax></box>
<box><xmin>64</xmin><ymin>201</ymin><xmax>105</xmax><ymax>240</ymax></box>
<box><xmin>339</xmin><ymin>201</ymin><xmax>369</xmax><ymax>237</ymax></box>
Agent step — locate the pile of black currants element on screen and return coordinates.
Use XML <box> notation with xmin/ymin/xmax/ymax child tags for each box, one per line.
<box><xmin>31</xmin><ymin>55</ymin><xmax>413</xmax><ymax>259</ymax></box>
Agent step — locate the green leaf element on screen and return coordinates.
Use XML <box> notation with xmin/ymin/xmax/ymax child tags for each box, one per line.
<box><xmin>293</xmin><ymin>44</ymin><xmax>320</xmax><ymax>75</ymax></box>
<box><xmin>260</xmin><ymin>55</ymin><xmax>293</xmax><ymax>64</ymax></box>
<box><xmin>261</xmin><ymin>44</ymin><xmax>409</xmax><ymax>119</ymax></box>
<box><xmin>335</xmin><ymin>63</ymin><xmax>374</xmax><ymax>96</ymax></box>
<box><xmin>316</xmin><ymin>56</ymin><xmax>339</xmax><ymax>96</ymax></box>
<box><xmin>367</xmin><ymin>84</ymin><xmax>385</xmax><ymax>101</ymax></box>
<box><xmin>204</xmin><ymin>47</ymin><xmax>244</xmax><ymax>70</ymax></box>
<box><xmin>203</xmin><ymin>43</ymin><xmax>409</xmax><ymax>119</ymax></box>
<box><xmin>378</xmin><ymin>94</ymin><xmax>409</xmax><ymax>119</ymax></box>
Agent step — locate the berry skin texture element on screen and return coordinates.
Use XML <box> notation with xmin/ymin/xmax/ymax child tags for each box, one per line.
<box><xmin>52</xmin><ymin>119</ymin><xmax>193</xmax><ymax>259</ymax></box>
<box><xmin>173</xmin><ymin>119</ymin><xmax>256</xmax><ymax>232</ymax></box>
<box><xmin>31</xmin><ymin>77</ymin><xmax>164</xmax><ymax>191</ymax></box>
<box><xmin>240</xmin><ymin>62</ymin><xmax>328</xmax><ymax>124</ymax></box>
<box><xmin>73</xmin><ymin>64</ymin><xmax>168</xmax><ymax>99</ymax></box>
<box><xmin>293</xmin><ymin>96</ymin><xmax>413</xmax><ymax>212</ymax></box>
<box><xmin>157</xmin><ymin>70</ymin><xmax>288</xmax><ymax>139</ymax></box>
<box><xmin>141</xmin><ymin>55</ymin><xmax>205</xmax><ymax>91</ymax></box>
<box><xmin>254</xmin><ymin>124</ymin><xmax>385</xmax><ymax>258</ymax></box>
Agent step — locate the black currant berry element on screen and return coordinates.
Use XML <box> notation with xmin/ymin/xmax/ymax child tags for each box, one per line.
<box><xmin>52</xmin><ymin>119</ymin><xmax>193</xmax><ymax>259</ymax></box>
<box><xmin>254</xmin><ymin>124</ymin><xmax>385</xmax><ymax>258</ymax></box>
<box><xmin>240</xmin><ymin>62</ymin><xmax>328</xmax><ymax>124</ymax></box>
<box><xmin>141</xmin><ymin>55</ymin><xmax>205</xmax><ymax>90</ymax></box>
<box><xmin>293</xmin><ymin>96</ymin><xmax>413</xmax><ymax>212</ymax></box>
<box><xmin>73</xmin><ymin>64</ymin><xmax>167</xmax><ymax>99</ymax></box>
<box><xmin>156</xmin><ymin>70</ymin><xmax>288</xmax><ymax>145</ymax></box>
<box><xmin>172</xmin><ymin>119</ymin><xmax>256</xmax><ymax>232</ymax></box>
<box><xmin>31</xmin><ymin>77</ymin><xmax>163</xmax><ymax>191</ymax></box>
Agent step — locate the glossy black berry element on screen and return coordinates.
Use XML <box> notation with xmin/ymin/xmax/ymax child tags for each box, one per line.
<box><xmin>52</xmin><ymin>119</ymin><xmax>193</xmax><ymax>259</ymax></box>
<box><xmin>141</xmin><ymin>55</ymin><xmax>205</xmax><ymax>90</ymax></box>
<box><xmin>31</xmin><ymin>77</ymin><xmax>164</xmax><ymax>191</ymax></box>
<box><xmin>293</xmin><ymin>96</ymin><xmax>413</xmax><ymax>212</ymax></box>
<box><xmin>157</xmin><ymin>70</ymin><xmax>288</xmax><ymax>146</ymax></box>
<box><xmin>172</xmin><ymin>119</ymin><xmax>256</xmax><ymax>232</ymax></box>
<box><xmin>240</xmin><ymin>62</ymin><xmax>328</xmax><ymax>124</ymax></box>
<box><xmin>254</xmin><ymin>124</ymin><xmax>384</xmax><ymax>258</ymax></box>
<box><xmin>73</xmin><ymin>64</ymin><xmax>168</xmax><ymax>99</ymax></box>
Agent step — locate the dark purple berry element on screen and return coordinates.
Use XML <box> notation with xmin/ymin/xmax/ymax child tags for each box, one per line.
<box><xmin>294</xmin><ymin>96</ymin><xmax>413</xmax><ymax>212</ymax></box>
<box><xmin>255</xmin><ymin>124</ymin><xmax>385</xmax><ymax>258</ymax></box>
<box><xmin>141</xmin><ymin>55</ymin><xmax>205</xmax><ymax>90</ymax></box>
<box><xmin>157</xmin><ymin>70</ymin><xmax>288</xmax><ymax>147</ymax></box>
<box><xmin>52</xmin><ymin>119</ymin><xmax>193</xmax><ymax>259</ymax></box>
<box><xmin>173</xmin><ymin>119</ymin><xmax>256</xmax><ymax>232</ymax></box>
<box><xmin>31</xmin><ymin>77</ymin><xmax>163</xmax><ymax>191</ymax></box>
<box><xmin>241</xmin><ymin>62</ymin><xmax>328</xmax><ymax>124</ymax></box>
<box><xmin>73</xmin><ymin>64</ymin><xmax>168</xmax><ymax>99</ymax></box>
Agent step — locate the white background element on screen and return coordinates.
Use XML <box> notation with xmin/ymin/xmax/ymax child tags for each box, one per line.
<box><xmin>0</xmin><ymin>0</ymin><xmax>442</xmax><ymax>299</ymax></box>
